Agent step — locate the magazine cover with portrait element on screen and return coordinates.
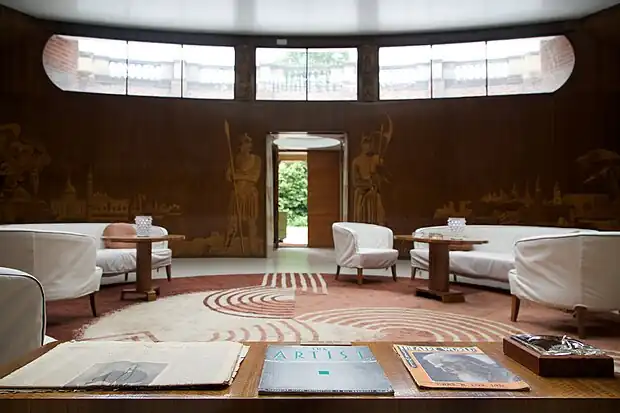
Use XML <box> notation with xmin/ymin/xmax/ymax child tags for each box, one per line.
<box><xmin>394</xmin><ymin>344</ymin><xmax>530</xmax><ymax>390</ymax></box>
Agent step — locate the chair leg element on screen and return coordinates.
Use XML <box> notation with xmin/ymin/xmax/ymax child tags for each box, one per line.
<box><xmin>335</xmin><ymin>265</ymin><xmax>341</xmax><ymax>280</ymax></box>
<box><xmin>356</xmin><ymin>268</ymin><xmax>363</xmax><ymax>285</ymax></box>
<box><xmin>411</xmin><ymin>267</ymin><xmax>418</xmax><ymax>280</ymax></box>
<box><xmin>89</xmin><ymin>292</ymin><xmax>98</xmax><ymax>317</ymax></box>
<box><xmin>452</xmin><ymin>273</ymin><xmax>458</xmax><ymax>283</ymax></box>
<box><xmin>165</xmin><ymin>264</ymin><xmax>172</xmax><ymax>282</ymax></box>
<box><xmin>510</xmin><ymin>295</ymin><xmax>521</xmax><ymax>322</ymax></box>
<box><xmin>391</xmin><ymin>264</ymin><xmax>397</xmax><ymax>281</ymax></box>
<box><xmin>575</xmin><ymin>305</ymin><xmax>587</xmax><ymax>339</ymax></box>
<box><xmin>124</xmin><ymin>273</ymin><xmax>129</xmax><ymax>282</ymax></box>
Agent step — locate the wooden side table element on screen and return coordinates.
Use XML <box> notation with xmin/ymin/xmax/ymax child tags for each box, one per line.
<box><xmin>101</xmin><ymin>234</ymin><xmax>185</xmax><ymax>302</ymax></box>
<box><xmin>395</xmin><ymin>235</ymin><xmax>487</xmax><ymax>303</ymax></box>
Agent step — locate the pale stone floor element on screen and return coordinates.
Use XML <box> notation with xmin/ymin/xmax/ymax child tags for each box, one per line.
<box><xmin>103</xmin><ymin>247</ymin><xmax>406</xmax><ymax>285</ymax></box>
<box><xmin>282</xmin><ymin>226</ymin><xmax>308</xmax><ymax>245</ymax></box>
<box><xmin>102</xmin><ymin>247</ymin><xmax>507</xmax><ymax>291</ymax></box>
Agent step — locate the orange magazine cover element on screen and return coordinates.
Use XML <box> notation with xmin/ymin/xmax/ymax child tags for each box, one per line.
<box><xmin>393</xmin><ymin>344</ymin><xmax>530</xmax><ymax>391</ymax></box>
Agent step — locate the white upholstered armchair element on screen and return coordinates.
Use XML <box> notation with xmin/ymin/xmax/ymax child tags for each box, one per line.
<box><xmin>509</xmin><ymin>232</ymin><xmax>620</xmax><ymax>338</ymax></box>
<box><xmin>332</xmin><ymin>222</ymin><xmax>399</xmax><ymax>285</ymax></box>
<box><xmin>0</xmin><ymin>229</ymin><xmax>103</xmax><ymax>317</ymax></box>
<box><xmin>0</xmin><ymin>267</ymin><xmax>45</xmax><ymax>366</ymax></box>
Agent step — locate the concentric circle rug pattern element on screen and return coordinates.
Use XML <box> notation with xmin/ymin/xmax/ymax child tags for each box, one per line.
<box><xmin>45</xmin><ymin>273</ymin><xmax>620</xmax><ymax>370</ymax></box>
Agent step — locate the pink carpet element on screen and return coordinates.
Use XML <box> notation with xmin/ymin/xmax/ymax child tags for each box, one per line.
<box><xmin>45</xmin><ymin>273</ymin><xmax>620</xmax><ymax>368</ymax></box>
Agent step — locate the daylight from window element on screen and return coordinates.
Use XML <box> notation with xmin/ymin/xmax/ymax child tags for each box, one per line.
<box><xmin>379</xmin><ymin>36</ymin><xmax>574</xmax><ymax>100</ymax></box>
<box><xmin>256</xmin><ymin>47</ymin><xmax>358</xmax><ymax>101</ymax></box>
<box><xmin>43</xmin><ymin>34</ymin><xmax>574</xmax><ymax>102</ymax></box>
<box><xmin>43</xmin><ymin>35</ymin><xmax>235</xmax><ymax>99</ymax></box>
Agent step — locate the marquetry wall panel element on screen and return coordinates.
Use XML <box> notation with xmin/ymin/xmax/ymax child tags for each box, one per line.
<box><xmin>1</xmin><ymin>5</ymin><xmax>620</xmax><ymax>258</ymax></box>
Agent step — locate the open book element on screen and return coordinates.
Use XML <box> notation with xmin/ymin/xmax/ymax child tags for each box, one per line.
<box><xmin>0</xmin><ymin>341</ymin><xmax>248</xmax><ymax>390</ymax></box>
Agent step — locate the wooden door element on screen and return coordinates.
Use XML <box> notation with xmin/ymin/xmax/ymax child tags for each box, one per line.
<box><xmin>272</xmin><ymin>144</ymin><xmax>280</xmax><ymax>248</ymax></box>
<box><xmin>307</xmin><ymin>150</ymin><xmax>341</xmax><ymax>248</ymax></box>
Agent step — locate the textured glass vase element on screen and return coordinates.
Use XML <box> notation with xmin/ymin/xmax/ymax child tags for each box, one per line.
<box><xmin>447</xmin><ymin>217</ymin><xmax>467</xmax><ymax>238</ymax></box>
<box><xmin>135</xmin><ymin>215</ymin><xmax>153</xmax><ymax>237</ymax></box>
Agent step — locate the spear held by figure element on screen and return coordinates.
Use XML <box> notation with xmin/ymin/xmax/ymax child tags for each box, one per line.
<box><xmin>224</xmin><ymin>119</ymin><xmax>245</xmax><ymax>254</ymax></box>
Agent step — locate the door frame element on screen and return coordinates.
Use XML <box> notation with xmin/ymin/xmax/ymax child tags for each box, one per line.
<box><xmin>265</xmin><ymin>132</ymin><xmax>348</xmax><ymax>257</ymax></box>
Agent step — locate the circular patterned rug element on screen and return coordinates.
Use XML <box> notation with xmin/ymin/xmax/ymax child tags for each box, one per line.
<box><xmin>46</xmin><ymin>273</ymin><xmax>620</xmax><ymax>370</ymax></box>
<box><xmin>79</xmin><ymin>287</ymin><xmax>528</xmax><ymax>343</ymax></box>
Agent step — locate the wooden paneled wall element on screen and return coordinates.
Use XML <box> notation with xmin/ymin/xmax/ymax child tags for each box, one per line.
<box><xmin>1</xmin><ymin>5</ymin><xmax>620</xmax><ymax>258</ymax></box>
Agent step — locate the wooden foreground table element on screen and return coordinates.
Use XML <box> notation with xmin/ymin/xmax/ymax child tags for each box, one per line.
<box><xmin>1</xmin><ymin>341</ymin><xmax>618</xmax><ymax>413</ymax></box>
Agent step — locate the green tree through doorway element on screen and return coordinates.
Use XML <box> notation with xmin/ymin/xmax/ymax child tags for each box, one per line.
<box><xmin>278</xmin><ymin>161</ymin><xmax>308</xmax><ymax>227</ymax></box>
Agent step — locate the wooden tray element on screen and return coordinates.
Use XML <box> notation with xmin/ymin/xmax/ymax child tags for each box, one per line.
<box><xmin>503</xmin><ymin>337</ymin><xmax>615</xmax><ymax>378</ymax></box>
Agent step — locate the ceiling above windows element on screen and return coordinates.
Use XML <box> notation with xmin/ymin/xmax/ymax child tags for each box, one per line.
<box><xmin>1</xmin><ymin>0</ymin><xmax>619</xmax><ymax>36</ymax></box>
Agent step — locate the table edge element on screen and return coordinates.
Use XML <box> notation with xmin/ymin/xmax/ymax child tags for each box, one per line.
<box><xmin>394</xmin><ymin>235</ymin><xmax>488</xmax><ymax>245</ymax></box>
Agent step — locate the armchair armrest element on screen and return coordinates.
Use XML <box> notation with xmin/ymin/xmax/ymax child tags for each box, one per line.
<box><xmin>0</xmin><ymin>267</ymin><xmax>45</xmax><ymax>366</ymax></box>
<box><xmin>332</xmin><ymin>224</ymin><xmax>358</xmax><ymax>267</ymax></box>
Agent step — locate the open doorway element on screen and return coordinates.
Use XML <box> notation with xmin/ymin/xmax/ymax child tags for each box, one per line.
<box><xmin>266</xmin><ymin>132</ymin><xmax>347</xmax><ymax>255</ymax></box>
<box><xmin>278</xmin><ymin>151</ymin><xmax>308</xmax><ymax>247</ymax></box>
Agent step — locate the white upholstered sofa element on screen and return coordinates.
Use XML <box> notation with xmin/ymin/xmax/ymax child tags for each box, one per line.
<box><xmin>410</xmin><ymin>225</ymin><xmax>597</xmax><ymax>285</ymax></box>
<box><xmin>509</xmin><ymin>232</ymin><xmax>620</xmax><ymax>338</ymax></box>
<box><xmin>0</xmin><ymin>223</ymin><xmax>172</xmax><ymax>315</ymax></box>
<box><xmin>332</xmin><ymin>222</ymin><xmax>399</xmax><ymax>285</ymax></box>
<box><xmin>0</xmin><ymin>267</ymin><xmax>55</xmax><ymax>366</ymax></box>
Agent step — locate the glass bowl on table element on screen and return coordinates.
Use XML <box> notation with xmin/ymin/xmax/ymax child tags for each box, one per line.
<box><xmin>447</xmin><ymin>217</ymin><xmax>467</xmax><ymax>239</ymax></box>
<box><xmin>135</xmin><ymin>215</ymin><xmax>153</xmax><ymax>237</ymax></box>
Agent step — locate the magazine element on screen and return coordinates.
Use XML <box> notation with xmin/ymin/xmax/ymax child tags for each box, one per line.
<box><xmin>258</xmin><ymin>345</ymin><xmax>394</xmax><ymax>395</ymax></box>
<box><xmin>393</xmin><ymin>344</ymin><xmax>530</xmax><ymax>391</ymax></box>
